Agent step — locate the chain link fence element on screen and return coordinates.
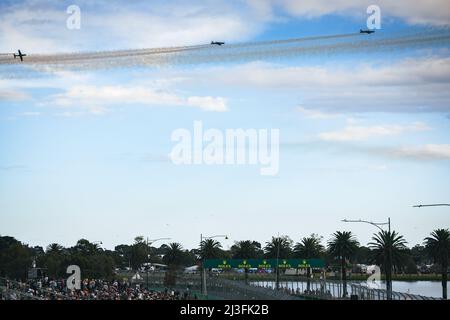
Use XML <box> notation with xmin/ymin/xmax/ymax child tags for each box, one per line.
<box><xmin>250</xmin><ymin>276</ymin><xmax>441</xmax><ymax>300</ymax></box>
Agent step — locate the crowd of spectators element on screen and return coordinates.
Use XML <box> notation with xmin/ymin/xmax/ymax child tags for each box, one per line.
<box><xmin>0</xmin><ymin>277</ymin><xmax>198</xmax><ymax>300</ymax></box>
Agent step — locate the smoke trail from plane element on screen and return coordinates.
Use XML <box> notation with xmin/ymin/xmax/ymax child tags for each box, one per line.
<box><xmin>1</xmin><ymin>29</ymin><xmax>449</xmax><ymax>73</ymax></box>
<box><xmin>0</xmin><ymin>32</ymin><xmax>359</xmax><ymax>68</ymax></box>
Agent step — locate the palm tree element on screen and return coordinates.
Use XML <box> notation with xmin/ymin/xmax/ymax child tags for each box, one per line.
<box><xmin>44</xmin><ymin>243</ymin><xmax>67</xmax><ymax>277</ymax></box>
<box><xmin>369</xmin><ymin>230</ymin><xmax>407</xmax><ymax>299</ymax></box>
<box><xmin>264</xmin><ymin>236</ymin><xmax>293</xmax><ymax>290</ymax></box>
<box><xmin>162</xmin><ymin>242</ymin><xmax>185</xmax><ymax>287</ymax></box>
<box><xmin>294</xmin><ymin>234</ymin><xmax>324</xmax><ymax>292</ymax></box>
<box><xmin>424</xmin><ymin>229</ymin><xmax>450</xmax><ymax>299</ymax></box>
<box><xmin>198</xmin><ymin>238</ymin><xmax>223</xmax><ymax>294</ymax></box>
<box><xmin>231</xmin><ymin>240</ymin><xmax>262</xmax><ymax>259</ymax></box>
<box><xmin>264</xmin><ymin>236</ymin><xmax>292</xmax><ymax>259</ymax></box>
<box><xmin>231</xmin><ymin>240</ymin><xmax>263</xmax><ymax>284</ymax></box>
<box><xmin>199</xmin><ymin>239</ymin><xmax>223</xmax><ymax>260</ymax></box>
<box><xmin>327</xmin><ymin>231</ymin><xmax>359</xmax><ymax>298</ymax></box>
<box><xmin>163</xmin><ymin>243</ymin><xmax>185</xmax><ymax>268</ymax></box>
<box><xmin>73</xmin><ymin>239</ymin><xmax>102</xmax><ymax>255</ymax></box>
<box><xmin>46</xmin><ymin>243</ymin><xmax>64</xmax><ymax>254</ymax></box>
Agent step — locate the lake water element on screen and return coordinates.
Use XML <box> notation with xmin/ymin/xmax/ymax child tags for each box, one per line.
<box><xmin>251</xmin><ymin>280</ymin><xmax>447</xmax><ymax>298</ymax></box>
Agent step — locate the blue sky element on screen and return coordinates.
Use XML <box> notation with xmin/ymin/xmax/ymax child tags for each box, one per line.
<box><xmin>1</xmin><ymin>0</ymin><xmax>450</xmax><ymax>250</ymax></box>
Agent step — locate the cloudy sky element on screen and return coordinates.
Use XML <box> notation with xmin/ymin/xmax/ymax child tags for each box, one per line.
<box><xmin>0</xmin><ymin>0</ymin><xmax>449</xmax><ymax>250</ymax></box>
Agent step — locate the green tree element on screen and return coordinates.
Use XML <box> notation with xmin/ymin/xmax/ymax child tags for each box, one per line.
<box><xmin>264</xmin><ymin>236</ymin><xmax>293</xmax><ymax>290</ymax></box>
<box><xmin>294</xmin><ymin>234</ymin><xmax>324</xmax><ymax>258</ymax></box>
<box><xmin>72</xmin><ymin>239</ymin><xmax>102</xmax><ymax>255</ymax></box>
<box><xmin>264</xmin><ymin>236</ymin><xmax>293</xmax><ymax>259</ymax></box>
<box><xmin>231</xmin><ymin>240</ymin><xmax>263</xmax><ymax>284</ymax></box>
<box><xmin>161</xmin><ymin>243</ymin><xmax>185</xmax><ymax>287</ymax></box>
<box><xmin>410</xmin><ymin>244</ymin><xmax>429</xmax><ymax>266</ymax></box>
<box><xmin>114</xmin><ymin>244</ymin><xmax>132</xmax><ymax>269</ymax></box>
<box><xmin>41</xmin><ymin>243</ymin><xmax>68</xmax><ymax>278</ymax></box>
<box><xmin>199</xmin><ymin>239</ymin><xmax>223</xmax><ymax>260</ymax></box>
<box><xmin>369</xmin><ymin>230</ymin><xmax>407</xmax><ymax>299</ymax></box>
<box><xmin>354</xmin><ymin>246</ymin><xmax>372</xmax><ymax>265</ymax></box>
<box><xmin>231</xmin><ymin>240</ymin><xmax>263</xmax><ymax>259</ymax></box>
<box><xmin>424</xmin><ymin>229</ymin><xmax>450</xmax><ymax>300</ymax></box>
<box><xmin>0</xmin><ymin>236</ymin><xmax>33</xmax><ymax>280</ymax></box>
<box><xmin>163</xmin><ymin>243</ymin><xmax>185</xmax><ymax>268</ymax></box>
<box><xmin>327</xmin><ymin>231</ymin><xmax>359</xmax><ymax>297</ymax></box>
<box><xmin>130</xmin><ymin>236</ymin><xmax>148</xmax><ymax>270</ymax></box>
<box><xmin>294</xmin><ymin>234</ymin><xmax>324</xmax><ymax>291</ymax></box>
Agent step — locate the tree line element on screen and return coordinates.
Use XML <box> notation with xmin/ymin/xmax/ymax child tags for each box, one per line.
<box><xmin>1</xmin><ymin>229</ymin><xmax>448</xmax><ymax>298</ymax></box>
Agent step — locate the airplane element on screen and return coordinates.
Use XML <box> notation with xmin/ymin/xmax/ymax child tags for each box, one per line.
<box><xmin>413</xmin><ymin>204</ymin><xmax>450</xmax><ymax>208</ymax></box>
<box><xmin>13</xmin><ymin>49</ymin><xmax>27</xmax><ymax>61</ymax></box>
<box><xmin>211</xmin><ymin>41</ymin><xmax>225</xmax><ymax>46</ymax></box>
<box><xmin>360</xmin><ymin>29</ymin><xmax>375</xmax><ymax>34</ymax></box>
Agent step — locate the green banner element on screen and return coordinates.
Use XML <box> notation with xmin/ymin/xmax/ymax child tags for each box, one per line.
<box><xmin>203</xmin><ymin>258</ymin><xmax>325</xmax><ymax>269</ymax></box>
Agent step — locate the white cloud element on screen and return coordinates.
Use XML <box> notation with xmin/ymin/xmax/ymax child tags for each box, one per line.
<box><xmin>18</xmin><ymin>111</ymin><xmax>40</xmax><ymax>116</ymax></box>
<box><xmin>213</xmin><ymin>57</ymin><xmax>450</xmax><ymax>88</ymax></box>
<box><xmin>47</xmin><ymin>85</ymin><xmax>228</xmax><ymax>114</ymax></box>
<box><xmin>296</xmin><ymin>106</ymin><xmax>340</xmax><ymax>119</ymax></box>
<box><xmin>244</xmin><ymin>0</ymin><xmax>275</xmax><ymax>21</ymax></box>
<box><xmin>54</xmin><ymin>111</ymin><xmax>83</xmax><ymax>118</ymax></box>
<box><xmin>52</xmin><ymin>85</ymin><xmax>181</xmax><ymax>106</ymax></box>
<box><xmin>204</xmin><ymin>57</ymin><xmax>450</xmax><ymax>114</ymax></box>
<box><xmin>1</xmin><ymin>0</ymin><xmax>448</xmax><ymax>55</ymax></box>
<box><xmin>187</xmin><ymin>96</ymin><xmax>228</xmax><ymax>112</ymax></box>
<box><xmin>6</xmin><ymin>56</ymin><xmax>450</xmax><ymax>117</ymax></box>
<box><xmin>0</xmin><ymin>1</ymin><xmax>265</xmax><ymax>53</ymax></box>
<box><xmin>279</xmin><ymin>0</ymin><xmax>450</xmax><ymax>25</ymax></box>
<box><xmin>388</xmin><ymin>144</ymin><xmax>450</xmax><ymax>160</ymax></box>
<box><xmin>318</xmin><ymin>122</ymin><xmax>430</xmax><ymax>141</ymax></box>
<box><xmin>0</xmin><ymin>89</ymin><xmax>30</xmax><ymax>101</ymax></box>
<box><xmin>1</xmin><ymin>69</ymin><xmax>229</xmax><ymax>115</ymax></box>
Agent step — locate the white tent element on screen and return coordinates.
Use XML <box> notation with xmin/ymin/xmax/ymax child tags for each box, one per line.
<box><xmin>184</xmin><ymin>265</ymin><xmax>199</xmax><ymax>273</ymax></box>
<box><xmin>131</xmin><ymin>272</ymin><xmax>142</xmax><ymax>281</ymax></box>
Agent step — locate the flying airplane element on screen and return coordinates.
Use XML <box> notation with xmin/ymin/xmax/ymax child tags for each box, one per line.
<box><xmin>413</xmin><ymin>204</ymin><xmax>450</xmax><ymax>208</ymax></box>
<box><xmin>13</xmin><ymin>49</ymin><xmax>27</xmax><ymax>61</ymax></box>
<box><xmin>211</xmin><ymin>41</ymin><xmax>225</xmax><ymax>46</ymax></box>
<box><xmin>360</xmin><ymin>29</ymin><xmax>375</xmax><ymax>34</ymax></box>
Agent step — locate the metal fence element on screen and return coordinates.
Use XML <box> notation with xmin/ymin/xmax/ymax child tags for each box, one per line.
<box><xmin>250</xmin><ymin>276</ymin><xmax>441</xmax><ymax>300</ymax></box>
<box><xmin>251</xmin><ymin>278</ymin><xmax>340</xmax><ymax>299</ymax></box>
<box><xmin>131</xmin><ymin>273</ymin><xmax>301</xmax><ymax>300</ymax></box>
<box><xmin>350</xmin><ymin>283</ymin><xmax>439</xmax><ymax>300</ymax></box>
<box><xmin>206</xmin><ymin>277</ymin><xmax>302</xmax><ymax>300</ymax></box>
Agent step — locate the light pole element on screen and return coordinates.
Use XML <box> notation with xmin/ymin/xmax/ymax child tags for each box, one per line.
<box><xmin>199</xmin><ymin>234</ymin><xmax>228</xmax><ymax>296</ymax></box>
<box><xmin>275</xmin><ymin>236</ymin><xmax>281</xmax><ymax>291</ymax></box>
<box><xmin>342</xmin><ymin>218</ymin><xmax>392</xmax><ymax>300</ymax></box>
<box><xmin>92</xmin><ymin>241</ymin><xmax>103</xmax><ymax>250</ymax></box>
<box><xmin>145</xmin><ymin>237</ymin><xmax>171</xmax><ymax>290</ymax></box>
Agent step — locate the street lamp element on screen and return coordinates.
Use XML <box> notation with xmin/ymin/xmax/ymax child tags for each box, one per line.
<box><xmin>275</xmin><ymin>235</ymin><xmax>281</xmax><ymax>291</ymax></box>
<box><xmin>146</xmin><ymin>237</ymin><xmax>171</xmax><ymax>246</ymax></box>
<box><xmin>199</xmin><ymin>234</ymin><xmax>228</xmax><ymax>296</ymax></box>
<box><xmin>342</xmin><ymin>217</ymin><xmax>392</xmax><ymax>300</ymax></box>
<box><xmin>341</xmin><ymin>219</ymin><xmax>390</xmax><ymax>232</ymax></box>
<box><xmin>145</xmin><ymin>237</ymin><xmax>171</xmax><ymax>290</ymax></box>
<box><xmin>92</xmin><ymin>241</ymin><xmax>103</xmax><ymax>250</ymax></box>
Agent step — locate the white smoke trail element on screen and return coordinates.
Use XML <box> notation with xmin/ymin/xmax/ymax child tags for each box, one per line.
<box><xmin>1</xmin><ymin>29</ymin><xmax>449</xmax><ymax>74</ymax></box>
